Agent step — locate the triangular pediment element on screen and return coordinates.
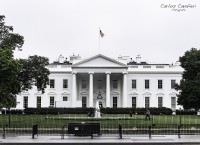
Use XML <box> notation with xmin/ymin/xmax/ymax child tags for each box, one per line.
<box><xmin>72</xmin><ymin>54</ymin><xmax>127</xmax><ymax>68</ymax></box>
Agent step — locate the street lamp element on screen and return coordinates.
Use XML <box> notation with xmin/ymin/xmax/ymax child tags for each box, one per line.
<box><xmin>179</xmin><ymin>107</ymin><xmax>182</xmax><ymax>126</ymax></box>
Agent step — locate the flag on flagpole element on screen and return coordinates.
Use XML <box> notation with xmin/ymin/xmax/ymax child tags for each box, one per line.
<box><xmin>100</xmin><ymin>30</ymin><xmax>104</xmax><ymax>37</ymax></box>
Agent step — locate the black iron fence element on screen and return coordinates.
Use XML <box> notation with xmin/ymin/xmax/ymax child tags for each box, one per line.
<box><xmin>2</xmin><ymin>123</ymin><xmax>200</xmax><ymax>137</ymax></box>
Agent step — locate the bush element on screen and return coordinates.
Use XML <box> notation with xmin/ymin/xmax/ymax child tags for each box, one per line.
<box><xmin>2</xmin><ymin>107</ymin><xmax>173</xmax><ymax>115</ymax></box>
<box><xmin>24</xmin><ymin>107</ymin><xmax>94</xmax><ymax>115</ymax></box>
<box><xmin>100</xmin><ymin>107</ymin><xmax>173</xmax><ymax>115</ymax></box>
<box><xmin>1</xmin><ymin>109</ymin><xmax>23</xmax><ymax>114</ymax></box>
<box><xmin>176</xmin><ymin>110</ymin><xmax>197</xmax><ymax>115</ymax></box>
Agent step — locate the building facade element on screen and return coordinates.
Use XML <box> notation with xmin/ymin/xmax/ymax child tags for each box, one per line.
<box><xmin>16</xmin><ymin>54</ymin><xmax>183</xmax><ymax>109</ymax></box>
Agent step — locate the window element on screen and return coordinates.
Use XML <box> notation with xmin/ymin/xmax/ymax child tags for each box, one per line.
<box><xmin>158</xmin><ymin>80</ymin><xmax>162</xmax><ymax>89</ymax></box>
<box><xmin>50</xmin><ymin>96</ymin><xmax>54</xmax><ymax>106</ymax></box>
<box><xmin>158</xmin><ymin>97</ymin><xmax>163</xmax><ymax>108</ymax></box>
<box><xmin>37</xmin><ymin>96</ymin><xmax>41</xmax><ymax>108</ymax></box>
<box><xmin>82</xmin><ymin>97</ymin><xmax>87</xmax><ymax>108</ymax></box>
<box><xmin>145</xmin><ymin>80</ymin><xmax>149</xmax><ymax>89</ymax></box>
<box><xmin>145</xmin><ymin>97</ymin><xmax>150</xmax><ymax>108</ymax></box>
<box><xmin>113</xmin><ymin>97</ymin><xmax>117</xmax><ymax>108</ymax></box>
<box><xmin>171</xmin><ymin>80</ymin><xmax>176</xmax><ymax>89</ymax></box>
<box><xmin>50</xmin><ymin>79</ymin><xmax>55</xmax><ymax>88</ymax></box>
<box><xmin>132</xmin><ymin>80</ymin><xmax>136</xmax><ymax>89</ymax></box>
<box><xmin>63</xmin><ymin>79</ymin><xmax>68</xmax><ymax>88</ymax></box>
<box><xmin>113</xmin><ymin>80</ymin><xmax>118</xmax><ymax>89</ymax></box>
<box><xmin>132</xmin><ymin>97</ymin><xmax>136</xmax><ymax>108</ymax></box>
<box><xmin>171</xmin><ymin>97</ymin><xmax>176</xmax><ymax>108</ymax></box>
<box><xmin>82</xmin><ymin>80</ymin><xmax>87</xmax><ymax>89</ymax></box>
<box><xmin>63</xmin><ymin>96</ymin><xmax>68</xmax><ymax>101</ymax></box>
<box><xmin>23</xmin><ymin>96</ymin><xmax>28</xmax><ymax>108</ymax></box>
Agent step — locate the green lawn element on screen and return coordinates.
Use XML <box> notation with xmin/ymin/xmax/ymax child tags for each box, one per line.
<box><xmin>1</xmin><ymin>114</ymin><xmax>200</xmax><ymax>128</ymax></box>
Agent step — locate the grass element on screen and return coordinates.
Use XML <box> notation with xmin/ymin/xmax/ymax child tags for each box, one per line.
<box><xmin>1</xmin><ymin>114</ymin><xmax>200</xmax><ymax>128</ymax></box>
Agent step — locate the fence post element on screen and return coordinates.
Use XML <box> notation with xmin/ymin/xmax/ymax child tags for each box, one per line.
<box><xmin>61</xmin><ymin>125</ymin><xmax>65</xmax><ymax>139</ymax></box>
<box><xmin>178</xmin><ymin>125</ymin><xmax>181</xmax><ymax>138</ymax></box>
<box><xmin>2</xmin><ymin>125</ymin><xmax>6</xmax><ymax>139</ymax></box>
<box><xmin>119</xmin><ymin>124</ymin><xmax>122</xmax><ymax>139</ymax></box>
<box><xmin>149</xmin><ymin>125</ymin><xmax>151</xmax><ymax>139</ymax></box>
<box><xmin>91</xmin><ymin>123</ymin><xmax>93</xmax><ymax>139</ymax></box>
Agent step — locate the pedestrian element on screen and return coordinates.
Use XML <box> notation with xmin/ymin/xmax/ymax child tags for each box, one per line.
<box><xmin>129</xmin><ymin>110</ymin><xmax>132</xmax><ymax>117</ymax></box>
<box><xmin>145</xmin><ymin>110</ymin><xmax>150</xmax><ymax>120</ymax></box>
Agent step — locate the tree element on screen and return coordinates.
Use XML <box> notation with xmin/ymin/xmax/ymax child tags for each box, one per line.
<box><xmin>0</xmin><ymin>47</ymin><xmax>21</xmax><ymax>108</ymax></box>
<box><xmin>0</xmin><ymin>15</ymin><xmax>50</xmax><ymax>108</ymax></box>
<box><xmin>19</xmin><ymin>55</ymin><xmax>50</xmax><ymax>93</ymax></box>
<box><xmin>176</xmin><ymin>48</ymin><xmax>200</xmax><ymax>110</ymax></box>
<box><xmin>0</xmin><ymin>15</ymin><xmax>24</xmax><ymax>50</ymax></box>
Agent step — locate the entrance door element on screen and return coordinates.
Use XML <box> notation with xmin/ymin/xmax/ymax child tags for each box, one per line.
<box><xmin>99</xmin><ymin>101</ymin><xmax>103</xmax><ymax>108</ymax></box>
<box><xmin>82</xmin><ymin>96</ymin><xmax>87</xmax><ymax>108</ymax></box>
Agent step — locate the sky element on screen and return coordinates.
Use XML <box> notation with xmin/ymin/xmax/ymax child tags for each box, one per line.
<box><xmin>1</xmin><ymin>0</ymin><xmax>200</xmax><ymax>64</ymax></box>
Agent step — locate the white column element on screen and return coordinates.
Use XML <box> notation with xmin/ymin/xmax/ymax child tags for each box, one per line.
<box><xmin>89</xmin><ymin>72</ymin><xmax>94</xmax><ymax>107</ymax></box>
<box><xmin>106</xmin><ymin>72</ymin><xmax>111</xmax><ymax>107</ymax></box>
<box><xmin>123</xmin><ymin>72</ymin><xmax>128</xmax><ymax>108</ymax></box>
<box><xmin>72</xmin><ymin>72</ymin><xmax>77</xmax><ymax>107</ymax></box>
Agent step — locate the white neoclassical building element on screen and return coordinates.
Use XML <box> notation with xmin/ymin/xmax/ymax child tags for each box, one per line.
<box><xmin>16</xmin><ymin>54</ymin><xmax>183</xmax><ymax>109</ymax></box>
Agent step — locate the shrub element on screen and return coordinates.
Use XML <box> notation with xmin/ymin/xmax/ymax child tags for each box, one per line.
<box><xmin>24</xmin><ymin>107</ymin><xmax>94</xmax><ymax>114</ymax></box>
<box><xmin>176</xmin><ymin>110</ymin><xmax>197</xmax><ymax>115</ymax></box>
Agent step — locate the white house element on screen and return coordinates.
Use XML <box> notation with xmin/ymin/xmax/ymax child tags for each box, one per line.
<box><xmin>16</xmin><ymin>54</ymin><xmax>183</xmax><ymax>109</ymax></box>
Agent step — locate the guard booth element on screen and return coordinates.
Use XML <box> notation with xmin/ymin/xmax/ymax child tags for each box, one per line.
<box><xmin>68</xmin><ymin>123</ymin><xmax>100</xmax><ymax>136</ymax></box>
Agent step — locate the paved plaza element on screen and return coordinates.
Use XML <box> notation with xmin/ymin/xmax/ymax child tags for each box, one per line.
<box><xmin>1</xmin><ymin>135</ymin><xmax>200</xmax><ymax>145</ymax></box>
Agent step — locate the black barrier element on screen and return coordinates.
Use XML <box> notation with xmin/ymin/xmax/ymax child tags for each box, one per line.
<box><xmin>32</xmin><ymin>124</ymin><xmax>38</xmax><ymax>139</ymax></box>
<box><xmin>68</xmin><ymin>123</ymin><xmax>100</xmax><ymax>137</ymax></box>
<box><xmin>119</xmin><ymin>124</ymin><xmax>122</xmax><ymax>139</ymax></box>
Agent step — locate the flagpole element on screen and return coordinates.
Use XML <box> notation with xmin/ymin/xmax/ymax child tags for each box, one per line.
<box><xmin>99</xmin><ymin>27</ymin><xmax>100</xmax><ymax>54</ymax></box>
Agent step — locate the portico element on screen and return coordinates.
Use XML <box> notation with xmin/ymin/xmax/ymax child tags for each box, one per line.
<box><xmin>71</xmin><ymin>54</ymin><xmax>128</xmax><ymax>108</ymax></box>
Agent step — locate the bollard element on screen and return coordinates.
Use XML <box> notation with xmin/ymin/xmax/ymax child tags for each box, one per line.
<box><xmin>119</xmin><ymin>124</ymin><xmax>122</xmax><ymax>139</ymax></box>
<box><xmin>148</xmin><ymin>125</ymin><xmax>151</xmax><ymax>139</ymax></box>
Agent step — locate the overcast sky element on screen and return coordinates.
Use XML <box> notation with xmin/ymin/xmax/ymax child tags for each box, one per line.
<box><xmin>1</xmin><ymin>0</ymin><xmax>200</xmax><ymax>63</ymax></box>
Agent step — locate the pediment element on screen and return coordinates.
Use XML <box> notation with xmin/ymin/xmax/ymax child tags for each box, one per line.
<box><xmin>47</xmin><ymin>92</ymin><xmax>57</xmax><ymax>95</ymax></box>
<box><xmin>34</xmin><ymin>91</ymin><xmax>42</xmax><ymax>95</ymax></box>
<box><xmin>156</xmin><ymin>92</ymin><xmax>165</xmax><ymax>96</ymax></box>
<box><xmin>129</xmin><ymin>92</ymin><xmax>139</xmax><ymax>96</ymax></box>
<box><xmin>169</xmin><ymin>92</ymin><xmax>177</xmax><ymax>96</ymax></box>
<box><xmin>72</xmin><ymin>54</ymin><xmax>127</xmax><ymax>68</ymax></box>
<box><xmin>61</xmin><ymin>92</ymin><xmax>70</xmax><ymax>95</ymax></box>
<box><xmin>142</xmin><ymin>92</ymin><xmax>152</xmax><ymax>96</ymax></box>
<box><xmin>21</xmin><ymin>91</ymin><xmax>30</xmax><ymax>95</ymax></box>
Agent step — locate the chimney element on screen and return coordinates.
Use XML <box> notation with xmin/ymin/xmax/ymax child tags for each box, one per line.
<box><xmin>58</xmin><ymin>55</ymin><xmax>65</xmax><ymax>63</ymax></box>
<box><xmin>136</xmin><ymin>55</ymin><xmax>141</xmax><ymax>63</ymax></box>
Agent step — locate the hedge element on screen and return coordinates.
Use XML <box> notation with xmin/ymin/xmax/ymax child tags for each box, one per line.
<box><xmin>176</xmin><ymin>110</ymin><xmax>197</xmax><ymax>115</ymax></box>
<box><xmin>100</xmin><ymin>107</ymin><xmax>173</xmax><ymax>115</ymax></box>
<box><xmin>1</xmin><ymin>109</ymin><xmax>23</xmax><ymax>114</ymax></box>
<box><xmin>23</xmin><ymin>107</ymin><xmax>95</xmax><ymax>114</ymax></box>
<box><xmin>0</xmin><ymin>107</ymin><xmax>177</xmax><ymax>115</ymax></box>
<box><xmin>21</xmin><ymin>107</ymin><xmax>173</xmax><ymax>115</ymax></box>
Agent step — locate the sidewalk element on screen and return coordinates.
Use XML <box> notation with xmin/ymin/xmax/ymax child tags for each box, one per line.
<box><xmin>1</xmin><ymin>134</ymin><xmax>200</xmax><ymax>145</ymax></box>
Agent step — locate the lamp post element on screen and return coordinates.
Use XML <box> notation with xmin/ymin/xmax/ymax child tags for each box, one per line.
<box><xmin>179</xmin><ymin>107</ymin><xmax>182</xmax><ymax>126</ymax></box>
